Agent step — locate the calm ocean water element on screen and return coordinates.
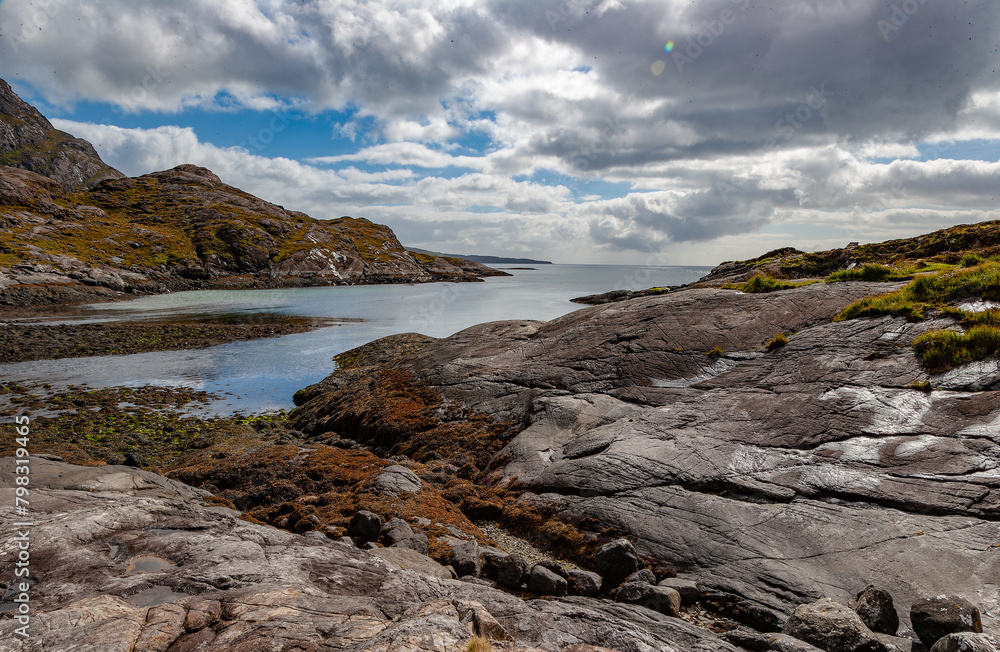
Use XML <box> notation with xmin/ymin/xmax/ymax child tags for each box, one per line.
<box><xmin>0</xmin><ymin>264</ymin><xmax>710</xmax><ymax>413</ymax></box>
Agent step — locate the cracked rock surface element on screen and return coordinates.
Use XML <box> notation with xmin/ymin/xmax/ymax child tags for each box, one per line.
<box><xmin>0</xmin><ymin>460</ymin><xmax>739</xmax><ymax>651</ymax></box>
<box><xmin>293</xmin><ymin>282</ymin><xmax>1000</xmax><ymax>631</ymax></box>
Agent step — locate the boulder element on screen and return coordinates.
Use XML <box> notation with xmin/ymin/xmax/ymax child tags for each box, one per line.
<box><xmin>373</xmin><ymin>465</ymin><xmax>422</xmax><ymax>496</ymax></box>
<box><xmin>536</xmin><ymin>560</ymin><xmax>569</xmax><ymax>578</ymax></box>
<box><xmin>496</xmin><ymin>554</ymin><xmax>529</xmax><ymax>589</ymax></box>
<box><xmin>850</xmin><ymin>585</ymin><xmax>900</xmax><ymax>636</ymax></box>
<box><xmin>527</xmin><ymin>565</ymin><xmax>568</xmax><ymax>596</ymax></box>
<box><xmin>911</xmin><ymin>596</ymin><xmax>983</xmax><ymax>647</ymax></box>
<box><xmin>624</xmin><ymin>569</ymin><xmax>656</xmax><ymax>585</ymax></box>
<box><xmin>442</xmin><ymin>538</ymin><xmax>480</xmax><ymax>578</ymax></box>
<box><xmin>930</xmin><ymin>633</ymin><xmax>1000</xmax><ymax>652</ymax></box>
<box><xmin>611</xmin><ymin>581</ymin><xmax>649</xmax><ymax>605</ymax></box>
<box><xmin>347</xmin><ymin>510</ymin><xmax>382</xmax><ymax>541</ymax></box>
<box><xmin>641</xmin><ymin>586</ymin><xmax>681</xmax><ymax>617</ymax></box>
<box><xmin>658</xmin><ymin>577</ymin><xmax>701</xmax><ymax>604</ymax></box>
<box><xmin>391</xmin><ymin>533</ymin><xmax>429</xmax><ymax>555</ymax></box>
<box><xmin>479</xmin><ymin>546</ymin><xmax>508</xmax><ymax>581</ymax></box>
<box><xmin>380</xmin><ymin>517</ymin><xmax>414</xmax><ymax>545</ymax></box>
<box><xmin>594</xmin><ymin>538</ymin><xmax>640</xmax><ymax>588</ymax></box>
<box><xmin>782</xmin><ymin>598</ymin><xmax>888</xmax><ymax>652</ymax></box>
<box><xmin>566</xmin><ymin>570</ymin><xmax>603</xmax><ymax>597</ymax></box>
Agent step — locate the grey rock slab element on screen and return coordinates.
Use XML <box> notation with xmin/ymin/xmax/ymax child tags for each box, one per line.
<box><xmin>373</xmin><ymin>464</ymin><xmax>422</xmax><ymax>496</ymax></box>
<box><xmin>0</xmin><ymin>457</ymin><xmax>210</xmax><ymax>501</ymax></box>
<box><xmin>930</xmin><ymin>633</ymin><xmax>1000</xmax><ymax>652</ymax></box>
<box><xmin>370</xmin><ymin>546</ymin><xmax>452</xmax><ymax>580</ymax></box>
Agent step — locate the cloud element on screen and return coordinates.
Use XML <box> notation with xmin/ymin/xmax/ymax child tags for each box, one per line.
<box><xmin>5</xmin><ymin>0</ymin><xmax>999</xmax><ymax>264</ymax></box>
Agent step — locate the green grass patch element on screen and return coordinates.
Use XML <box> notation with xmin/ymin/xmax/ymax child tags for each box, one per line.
<box><xmin>834</xmin><ymin>261</ymin><xmax>1000</xmax><ymax>322</ymax></box>
<box><xmin>723</xmin><ymin>273</ymin><xmax>808</xmax><ymax>293</ymax></box>
<box><xmin>825</xmin><ymin>263</ymin><xmax>895</xmax><ymax>283</ymax></box>
<box><xmin>913</xmin><ymin>325</ymin><xmax>1000</xmax><ymax>373</ymax></box>
<box><xmin>962</xmin><ymin>252</ymin><xmax>984</xmax><ymax>267</ymax></box>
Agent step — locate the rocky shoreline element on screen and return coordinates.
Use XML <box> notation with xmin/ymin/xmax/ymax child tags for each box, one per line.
<box><xmin>4</xmin><ymin>268</ymin><xmax>1000</xmax><ymax>649</ymax></box>
<box><xmin>0</xmin><ymin>317</ymin><xmax>339</xmax><ymax>362</ymax></box>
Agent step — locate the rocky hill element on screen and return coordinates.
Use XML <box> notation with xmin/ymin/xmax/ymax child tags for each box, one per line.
<box><xmin>699</xmin><ymin>220</ymin><xmax>1000</xmax><ymax>285</ymax></box>
<box><xmin>0</xmin><ymin>78</ymin><xmax>125</xmax><ymax>191</ymax></box>
<box><xmin>0</xmin><ymin>80</ymin><xmax>505</xmax><ymax>308</ymax></box>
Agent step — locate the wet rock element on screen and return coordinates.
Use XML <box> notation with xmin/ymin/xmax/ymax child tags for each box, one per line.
<box><xmin>373</xmin><ymin>465</ymin><xmax>422</xmax><ymax>496</ymax></box>
<box><xmin>929</xmin><ymin>633</ymin><xmax>1000</xmax><ymax>652</ymax></box>
<box><xmin>566</xmin><ymin>569</ymin><xmax>603</xmax><ymax>597</ymax></box>
<box><xmin>595</xmin><ymin>538</ymin><xmax>640</xmax><ymax>588</ymax></box>
<box><xmin>782</xmin><ymin>597</ymin><xmax>888</xmax><ymax>652</ymax></box>
<box><xmin>911</xmin><ymin>596</ymin><xmax>983</xmax><ymax>647</ymax></box>
<box><xmin>850</xmin><ymin>585</ymin><xmax>900</xmax><ymax>636</ymax></box>
<box><xmin>527</xmin><ymin>565</ymin><xmax>567</xmax><ymax>596</ymax></box>
<box><xmin>347</xmin><ymin>510</ymin><xmax>382</xmax><ymax>541</ymax></box>
<box><xmin>496</xmin><ymin>554</ymin><xmax>530</xmax><ymax>589</ymax></box>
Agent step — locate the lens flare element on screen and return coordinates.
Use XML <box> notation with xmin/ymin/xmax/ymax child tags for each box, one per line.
<box><xmin>664</xmin><ymin>41</ymin><xmax>675</xmax><ymax>53</ymax></box>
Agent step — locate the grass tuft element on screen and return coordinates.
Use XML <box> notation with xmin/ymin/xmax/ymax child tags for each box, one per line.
<box><xmin>705</xmin><ymin>345</ymin><xmax>725</xmax><ymax>357</ymax></box>
<box><xmin>962</xmin><ymin>252</ymin><xmax>984</xmax><ymax>267</ymax></box>
<box><xmin>825</xmin><ymin>263</ymin><xmax>895</xmax><ymax>283</ymax></box>
<box><xmin>834</xmin><ymin>261</ymin><xmax>1000</xmax><ymax>323</ymax></box>
<box><xmin>913</xmin><ymin>325</ymin><xmax>1000</xmax><ymax>373</ymax></box>
<box><xmin>766</xmin><ymin>333</ymin><xmax>788</xmax><ymax>350</ymax></box>
<box><xmin>467</xmin><ymin>636</ymin><xmax>495</xmax><ymax>652</ymax></box>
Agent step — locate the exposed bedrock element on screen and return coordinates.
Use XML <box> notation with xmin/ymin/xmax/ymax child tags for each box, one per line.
<box><xmin>291</xmin><ymin>282</ymin><xmax>1000</xmax><ymax>631</ymax></box>
<box><xmin>0</xmin><ymin>460</ymin><xmax>740</xmax><ymax>651</ymax></box>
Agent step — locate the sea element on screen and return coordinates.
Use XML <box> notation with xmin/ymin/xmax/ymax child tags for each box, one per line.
<box><xmin>0</xmin><ymin>264</ymin><xmax>711</xmax><ymax>414</ymax></box>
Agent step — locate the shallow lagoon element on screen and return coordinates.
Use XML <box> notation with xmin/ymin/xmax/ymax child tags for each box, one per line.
<box><xmin>0</xmin><ymin>265</ymin><xmax>710</xmax><ymax>414</ymax></box>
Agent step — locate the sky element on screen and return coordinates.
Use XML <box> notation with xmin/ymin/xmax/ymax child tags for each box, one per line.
<box><xmin>0</xmin><ymin>0</ymin><xmax>998</xmax><ymax>265</ymax></box>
